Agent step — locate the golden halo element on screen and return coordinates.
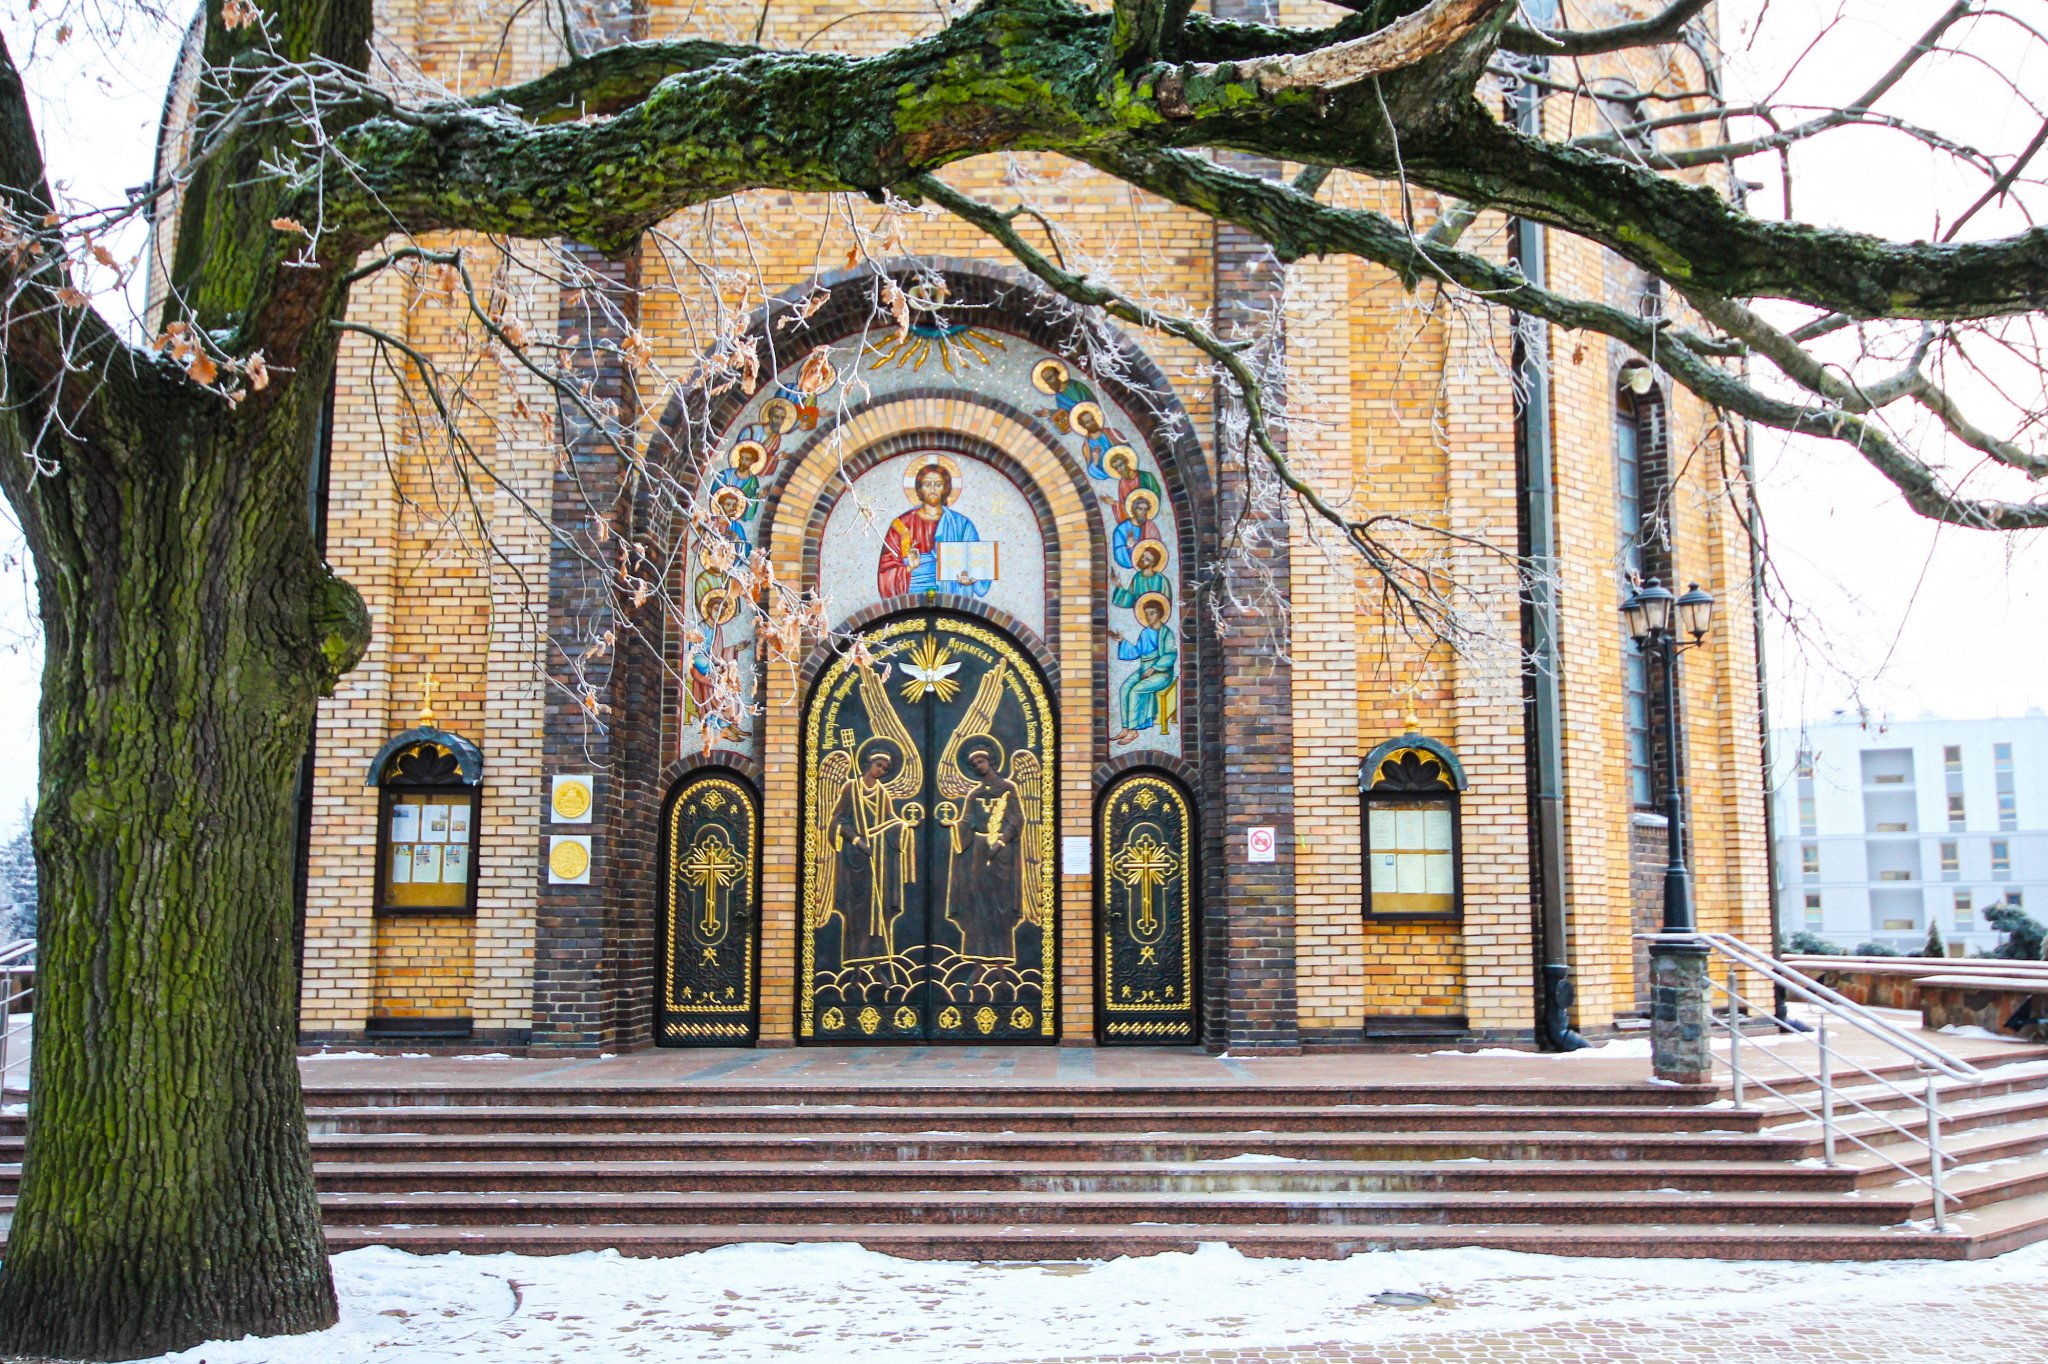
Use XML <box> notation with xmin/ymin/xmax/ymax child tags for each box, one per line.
<box><xmin>856</xmin><ymin>735</ymin><xmax>904</xmax><ymax>775</ymax></box>
<box><xmin>1132</xmin><ymin>539</ymin><xmax>1168</xmax><ymax>573</ymax></box>
<box><xmin>729</xmin><ymin>439</ymin><xmax>768</xmax><ymax>474</ymax></box>
<box><xmin>709</xmin><ymin>486</ymin><xmax>749</xmax><ymax>519</ymax></box>
<box><xmin>1031</xmin><ymin>358</ymin><xmax>1069</xmax><ymax>395</ymax></box>
<box><xmin>958</xmin><ymin>732</ymin><xmax>1006</xmax><ymax>773</ymax></box>
<box><xmin>1124</xmin><ymin>488</ymin><xmax>1158</xmax><ymax>520</ymax></box>
<box><xmin>1070</xmin><ymin>401</ymin><xmax>1105</xmax><ymax>433</ymax></box>
<box><xmin>760</xmin><ymin>397</ymin><xmax>799</xmax><ymax>434</ymax></box>
<box><xmin>1104</xmin><ymin>444</ymin><xmax>1138</xmax><ymax>476</ymax></box>
<box><xmin>903</xmin><ymin>454</ymin><xmax>965</xmax><ymax>506</ymax></box>
<box><xmin>698</xmin><ymin>587</ymin><xmax>739</xmax><ymax>626</ymax></box>
<box><xmin>1133</xmin><ymin>590</ymin><xmax>1172</xmax><ymax>622</ymax></box>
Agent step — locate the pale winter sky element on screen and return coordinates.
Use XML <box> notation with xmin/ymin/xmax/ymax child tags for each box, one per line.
<box><xmin>0</xmin><ymin>1</ymin><xmax>2044</xmax><ymax>829</ymax></box>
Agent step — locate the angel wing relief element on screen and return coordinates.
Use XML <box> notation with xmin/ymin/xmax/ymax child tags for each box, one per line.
<box><xmin>936</xmin><ymin>662</ymin><xmax>1047</xmax><ymax>963</ymax></box>
<box><xmin>810</xmin><ymin>647</ymin><xmax>922</xmax><ymax>963</ymax></box>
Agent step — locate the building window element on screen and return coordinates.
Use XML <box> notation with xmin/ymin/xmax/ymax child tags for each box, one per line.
<box><xmin>2006</xmin><ymin>889</ymin><xmax>2025</xmax><ymax>910</ymax></box>
<box><xmin>1999</xmin><ymin>789</ymin><xmax>2019</xmax><ymax>830</ymax></box>
<box><xmin>368</xmin><ymin>726</ymin><xmax>485</xmax><ymax>916</ymax></box>
<box><xmin>1996</xmin><ymin>741</ymin><xmax>2014</xmax><ymax>773</ymax></box>
<box><xmin>1947</xmin><ymin>792</ymin><xmax>1967</xmax><ymax>830</ymax></box>
<box><xmin>1954</xmin><ymin>890</ymin><xmax>1975</xmax><ymax>930</ymax></box>
<box><xmin>1944</xmin><ymin>744</ymin><xmax>1963</xmax><ymax>775</ymax></box>
<box><xmin>1617</xmin><ymin>382</ymin><xmax>1669</xmax><ymax>810</ymax></box>
<box><xmin>1881</xmin><ymin>918</ymin><xmax>1916</xmax><ymax>931</ymax></box>
<box><xmin>1993</xmin><ymin>840</ymin><xmax>2011</xmax><ymax>877</ymax></box>
<box><xmin>1803</xmin><ymin>892</ymin><xmax>1823</xmax><ymax>930</ymax></box>
<box><xmin>1940</xmin><ymin>841</ymin><xmax>1960</xmax><ymax>880</ymax></box>
<box><xmin>1798</xmin><ymin>790</ymin><xmax>1817</xmax><ymax>837</ymax></box>
<box><xmin>1360</xmin><ymin>735</ymin><xmax>1467</xmax><ymax>919</ymax></box>
<box><xmin>1800</xmin><ymin>844</ymin><xmax>1820</xmax><ymax>880</ymax></box>
<box><xmin>1995</xmin><ymin>743</ymin><xmax>2018</xmax><ymax>830</ymax></box>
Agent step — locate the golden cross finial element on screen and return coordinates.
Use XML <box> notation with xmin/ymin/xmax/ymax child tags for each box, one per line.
<box><xmin>418</xmin><ymin>670</ymin><xmax>440</xmax><ymax>728</ymax></box>
<box><xmin>1402</xmin><ymin>704</ymin><xmax>1421</xmax><ymax>733</ymax></box>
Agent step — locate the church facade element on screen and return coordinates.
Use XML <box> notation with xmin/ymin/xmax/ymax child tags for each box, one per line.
<box><xmin>205</xmin><ymin>0</ymin><xmax>1773</xmax><ymax>1054</ymax></box>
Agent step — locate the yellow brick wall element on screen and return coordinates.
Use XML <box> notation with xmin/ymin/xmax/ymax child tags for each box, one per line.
<box><xmin>294</xmin><ymin>0</ymin><xmax>1768</xmax><ymax>1043</ymax></box>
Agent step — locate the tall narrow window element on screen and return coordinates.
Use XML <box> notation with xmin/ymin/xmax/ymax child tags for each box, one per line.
<box><xmin>1947</xmin><ymin>792</ymin><xmax>1967</xmax><ymax>831</ymax></box>
<box><xmin>1803</xmin><ymin>892</ymin><xmax>1823</xmax><ymax>930</ymax></box>
<box><xmin>1992</xmin><ymin>840</ymin><xmax>2012</xmax><ymax>877</ymax></box>
<box><xmin>1945</xmin><ymin>745</ymin><xmax>1967</xmax><ymax>830</ymax></box>
<box><xmin>368</xmin><ymin>727</ymin><xmax>485</xmax><ymax>916</ymax></box>
<box><xmin>1800</xmin><ymin>843</ymin><xmax>1820</xmax><ymax>880</ymax></box>
<box><xmin>1360</xmin><ymin>736</ymin><xmax>1467</xmax><ymax>919</ymax></box>
<box><xmin>1995</xmin><ymin>741</ymin><xmax>2018</xmax><ymax>830</ymax></box>
<box><xmin>1940</xmin><ymin>841</ymin><xmax>1960</xmax><ymax>880</ymax></box>
<box><xmin>1954</xmin><ymin>889</ymin><xmax>1975</xmax><ymax>930</ymax></box>
<box><xmin>1616</xmin><ymin>381</ymin><xmax>1670</xmax><ymax>810</ymax></box>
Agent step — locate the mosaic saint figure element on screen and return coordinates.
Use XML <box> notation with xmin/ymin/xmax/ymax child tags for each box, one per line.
<box><xmin>709</xmin><ymin>485</ymin><xmax>753</xmax><ymax>551</ymax></box>
<box><xmin>1111</xmin><ymin>592</ymin><xmax>1179</xmax><ymax>745</ymax></box>
<box><xmin>1111</xmin><ymin>487</ymin><xmax>1164</xmax><ymax>570</ymax></box>
<box><xmin>1112</xmin><ymin>538</ymin><xmax>1172</xmax><ymax>610</ymax></box>
<box><xmin>827</xmin><ymin>736</ymin><xmax>917</xmax><ymax>962</ymax></box>
<box><xmin>683</xmin><ymin>577</ymin><xmax>745</xmax><ymax>737</ymax></box>
<box><xmin>942</xmin><ymin>734</ymin><xmax>1027</xmax><ymax>961</ymax></box>
<box><xmin>1031</xmin><ymin>358</ymin><xmax>1096</xmax><ymax>429</ymax></box>
<box><xmin>712</xmin><ymin>423</ymin><xmax>779</xmax><ymax>502</ymax></box>
<box><xmin>1100</xmin><ymin>445</ymin><xmax>1163</xmax><ymax>522</ymax></box>
<box><xmin>877</xmin><ymin>459</ymin><xmax>991</xmax><ymax>599</ymax></box>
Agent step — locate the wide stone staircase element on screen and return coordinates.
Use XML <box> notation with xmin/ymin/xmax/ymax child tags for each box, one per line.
<box><xmin>11</xmin><ymin>1043</ymin><xmax>2048</xmax><ymax>1261</ymax></box>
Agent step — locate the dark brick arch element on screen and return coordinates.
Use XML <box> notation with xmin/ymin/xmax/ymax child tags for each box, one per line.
<box><xmin>1095</xmin><ymin>750</ymin><xmax>1203</xmax><ymax>793</ymax></box>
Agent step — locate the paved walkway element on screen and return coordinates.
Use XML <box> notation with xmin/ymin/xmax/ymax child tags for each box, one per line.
<box><xmin>1013</xmin><ymin>1280</ymin><xmax>2048</xmax><ymax>1362</ymax></box>
<box><xmin>293</xmin><ymin>1012</ymin><xmax>2039</xmax><ymax>1093</ymax></box>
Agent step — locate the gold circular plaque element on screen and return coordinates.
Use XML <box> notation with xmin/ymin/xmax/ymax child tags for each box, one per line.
<box><xmin>552</xmin><ymin>778</ymin><xmax>592</xmax><ymax>821</ymax></box>
<box><xmin>548</xmin><ymin>838</ymin><xmax>590</xmax><ymax>880</ymax></box>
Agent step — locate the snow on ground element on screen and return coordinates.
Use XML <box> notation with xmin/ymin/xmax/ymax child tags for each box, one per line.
<box><xmin>133</xmin><ymin>1238</ymin><xmax>2048</xmax><ymax>1363</ymax></box>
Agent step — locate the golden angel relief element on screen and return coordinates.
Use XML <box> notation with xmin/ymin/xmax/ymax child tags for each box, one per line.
<box><xmin>803</xmin><ymin>613</ymin><xmax>1055</xmax><ymax>1042</ymax></box>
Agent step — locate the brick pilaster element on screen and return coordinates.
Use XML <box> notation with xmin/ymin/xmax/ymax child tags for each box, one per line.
<box><xmin>1205</xmin><ymin>23</ymin><xmax>1299</xmax><ymax>1048</ymax></box>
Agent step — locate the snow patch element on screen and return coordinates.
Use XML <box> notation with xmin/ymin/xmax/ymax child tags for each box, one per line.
<box><xmin>119</xmin><ymin>1238</ymin><xmax>2048</xmax><ymax>1363</ymax></box>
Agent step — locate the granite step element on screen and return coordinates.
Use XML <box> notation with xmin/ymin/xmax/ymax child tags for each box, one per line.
<box><xmin>281</xmin><ymin>1128</ymin><xmax>1810</xmax><ymax>1166</ymax></box>
<box><xmin>301</xmin><ymin>1101</ymin><xmax>1768</xmax><ymax>1138</ymax></box>
<box><xmin>294</xmin><ymin>1080</ymin><xmax>1723</xmax><ymax>1111</ymax></box>
<box><xmin>303</xmin><ymin>1194</ymin><xmax>2048</xmax><ymax>1260</ymax></box>
<box><xmin>304</xmin><ymin>1185</ymin><xmax>1925</xmax><ymax>1229</ymax></box>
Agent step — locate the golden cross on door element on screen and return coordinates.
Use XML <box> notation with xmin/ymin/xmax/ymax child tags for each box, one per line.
<box><xmin>680</xmin><ymin>830</ymin><xmax>746</xmax><ymax>940</ymax></box>
<box><xmin>1108</xmin><ymin>830</ymin><xmax>1180</xmax><ymax>936</ymax></box>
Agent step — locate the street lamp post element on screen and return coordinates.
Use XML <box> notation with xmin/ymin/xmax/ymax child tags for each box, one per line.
<box><xmin>1620</xmin><ymin>580</ymin><xmax>1717</xmax><ymax>933</ymax></box>
<box><xmin>1620</xmin><ymin>579</ymin><xmax>1717</xmax><ymax>1085</ymax></box>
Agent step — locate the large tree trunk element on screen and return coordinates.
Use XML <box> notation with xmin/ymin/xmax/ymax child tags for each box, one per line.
<box><xmin>0</xmin><ymin>388</ymin><xmax>367</xmax><ymax>1360</ymax></box>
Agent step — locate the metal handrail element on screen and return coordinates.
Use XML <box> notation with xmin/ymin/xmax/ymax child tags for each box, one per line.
<box><xmin>1690</xmin><ymin>931</ymin><xmax>1980</xmax><ymax>1080</ymax></box>
<box><xmin>1683</xmin><ymin>934</ymin><xmax>1976</xmax><ymax>1231</ymax></box>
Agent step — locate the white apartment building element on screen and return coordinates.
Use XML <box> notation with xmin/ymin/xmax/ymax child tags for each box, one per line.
<box><xmin>1771</xmin><ymin>714</ymin><xmax>2048</xmax><ymax>956</ymax></box>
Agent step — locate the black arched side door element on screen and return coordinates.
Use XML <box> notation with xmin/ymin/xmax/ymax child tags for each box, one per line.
<box><xmin>1096</xmin><ymin>769</ymin><xmax>1199</xmax><ymax>1044</ymax></box>
<box><xmin>657</xmin><ymin>769</ymin><xmax>761</xmax><ymax>1045</ymax></box>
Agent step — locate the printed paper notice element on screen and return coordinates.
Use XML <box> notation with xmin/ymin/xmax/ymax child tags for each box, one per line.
<box><xmin>448</xmin><ymin>802</ymin><xmax>473</xmax><ymax>840</ymax></box>
<box><xmin>390</xmin><ymin>844</ymin><xmax>414</xmax><ymax>885</ymax></box>
<box><xmin>390</xmin><ymin>803</ymin><xmax>420</xmax><ymax>843</ymax></box>
<box><xmin>422</xmin><ymin>805</ymin><xmax>451</xmax><ymax>843</ymax></box>
<box><xmin>413</xmin><ymin>843</ymin><xmax>444</xmax><ymax>883</ymax></box>
<box><xmin>441</xmin><ymin>843</ymin><xmax>470</xmax><ymax>885</ymax></box>
<box><xmin>1247</xmin><ymin>826</ymin><xmax>1277</xmax><ymax>863</ymax></box>
<box><xmin>1062</xmin><ymin>835</ymin><xmax>1091</xmax><ymax>876</ymax></box>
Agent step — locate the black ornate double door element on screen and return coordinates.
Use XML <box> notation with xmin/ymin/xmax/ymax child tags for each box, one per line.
<box><xmin>802</xmin><ymin>613</ymin><xmax>1057</xmax><ymax>1043</ymax></box>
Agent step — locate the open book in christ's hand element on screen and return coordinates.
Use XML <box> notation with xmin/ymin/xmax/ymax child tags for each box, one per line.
<box><xmin>939</xmin><ymin>541</ymin><xmax>999</xmax><ymax>582</ymax></box>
